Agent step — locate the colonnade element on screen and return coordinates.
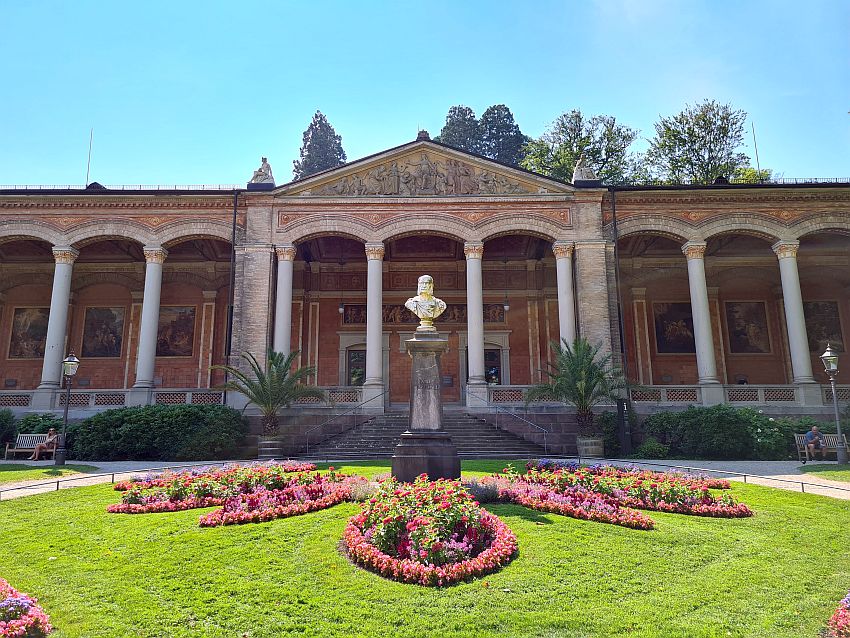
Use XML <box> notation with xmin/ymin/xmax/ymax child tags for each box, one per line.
<box><xmin>32</xmin><ymin>244</ymin><xmax>174</xmax><ymax>408</ymax></box>
<box><xmin>271</xmin><ymin>239</ymin><xmax>580</xmax><ymax>407</ymax></box>
<box><xmin>680</xmin><ymin>239</ymin><xmax>818</xmax><ymax>404</ymax></box>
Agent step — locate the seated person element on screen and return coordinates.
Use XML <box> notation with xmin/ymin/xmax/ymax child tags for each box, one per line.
<box><xmin>28</xmin><ymin>428</ymin><xmax>59</xmax><ymax>461</ymax></box>
<box><xmin>804</xmin><ymin>425</ymin><xmax>828</xmax><ymax>461</ymax></box>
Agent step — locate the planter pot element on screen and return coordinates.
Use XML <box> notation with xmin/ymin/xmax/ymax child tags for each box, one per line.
<box><xmin>257</xmin><ymin>436</ymin><xmax>285</xmax><ymax>460</ymax></box>
<box><xmin>576</xmin><ymin>436</ymin><xmax>604</xmax><ymax>459</ymax></box>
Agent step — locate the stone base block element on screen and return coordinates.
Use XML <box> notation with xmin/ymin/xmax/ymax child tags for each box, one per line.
<box><xmin>391</xmin><ymin>431</ymin><xmax>461</xmax><ymax>483</ymax></box>
<box><xmin>126</xmin><ymin>387</ymin><xmax>153</xmax><ymax>407</ymax></box>
<box><xmin>31</xmin><ymin>388</ymin><xmax>57</xmax><ymax>410</ymax></box>
<box><xmin>700</xmin><ymin>383</ymin><xmax>725</xmax><ymax>406</ymax></box>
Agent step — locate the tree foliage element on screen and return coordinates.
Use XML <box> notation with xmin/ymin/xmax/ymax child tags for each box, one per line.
<box><xmin>292</xmin><ymin>111</ymin><xmax>347</xmax><ymax>180</ymax></box>
<box><xmin>435</xmin><ymin>105</ymin><xmax>481</xmax><ymax>154</ymax></box>
<box><xmin>520</xmin><ymin>110</ymin><xmax>640</xmax><ymax>184</ymax></box>
<box><xmin>436</xmin><ymin>104</ymin><xmax>528</xmax><ymax>166</ymax></box>
<box><xmin>212</xmin><ymin>350</ymin><xmax>325</xmax><ymax>436</ymax></box>
<box><xmin>525</xmin><ymin>338</ymin><xmax>627</xmax><ymax>434</ymax></box>
<box><xmin>646</xmin><ymin>100</ymin><xmax>750</xmax><ymax>184</ymax></box>
<box><xmin>478</xmin><ymin>105</ymin><xmax>530</xmax><ymax>166</ymax></box>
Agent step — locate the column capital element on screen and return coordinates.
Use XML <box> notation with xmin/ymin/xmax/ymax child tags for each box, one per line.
<box><xmin>772</xmin><ymin>240</ymin><xmax>799</xmax><ymax>259</ymax></box>
<box><xmin>275</xmin><ymin>244</ymin><xmax>297</xmax><ymax>261</ymax></box>
<box><xmin>463</xmin><ymin>242</ymin><xmax>484</xmax><ymax>259</ymax></box>
<box><xmin>52</xmin><ymin>246</ymin><xmax>79</xmax><ymax>264</ymax></box>
<box><xmin>552</xmin><ymin>240</ymin><xmax>575</xmax><ymax>259</ymax></box>
<box><xmin>681</xmin><ymin>241</ymin><xmax>707</xmax><ymax>260</ymax></box>
<box><xmin>364</xmin><ymin>242</ymin><xmax>385</xmax><ymax>260</ymax></box>
<box><xmin>142</xmin><ymin>245</ymin><xmax>168</xmax><ymax>264</ymax></box>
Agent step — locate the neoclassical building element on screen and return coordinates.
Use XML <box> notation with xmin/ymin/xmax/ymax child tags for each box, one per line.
<box><xmin>1</xmin><ymin>137</ymin><xmax>849</xmax><ymax>417</ymax></box>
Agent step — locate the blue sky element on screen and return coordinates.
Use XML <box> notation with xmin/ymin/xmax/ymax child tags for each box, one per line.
<box><xmin>1</xmin><ymin>0</ymin><xmax>848</xmax><ymax>186</ymax></box>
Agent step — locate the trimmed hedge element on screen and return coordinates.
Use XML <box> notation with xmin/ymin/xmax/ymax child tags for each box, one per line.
<box><xmin>72</xmin><ymin>405</ymin><xmax>248</xmax><ymax>461</ymax></box>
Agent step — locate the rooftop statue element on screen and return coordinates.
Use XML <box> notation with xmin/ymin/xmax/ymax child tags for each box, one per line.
<box><xmin>405</xmin><ymin>275</ymin><xmax>446</xmax><ymax>332</ymax></box>
<box><xmin>250</xmin><ymin>157</ymin><xmax>275</xmax><ymax>184</ymax></box>
<box><xmin>572</xmin><ymin>152</ymin><xmax>598</xmax><ymax>183</ymax></box>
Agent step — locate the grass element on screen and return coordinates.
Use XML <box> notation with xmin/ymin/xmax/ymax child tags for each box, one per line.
<box><xmin>1</xmin><ymin>459</ymin><xmax>849</xmax><ymax>638</ymax></box>
<box><xmin>798</xmin><ymin>463</ymin><xmax>850</xmax><ymax>482</ymax></box>
<box><xmin>0</xmin><ymin>463</ymin><xmax>99</xmax><ymax>485</ymax></box>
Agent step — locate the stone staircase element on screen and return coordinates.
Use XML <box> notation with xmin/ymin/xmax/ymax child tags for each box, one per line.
<box><xmin>299</xmin><ymin>412</ymin><xmax>546</xmax><ymax>460</ymax></box>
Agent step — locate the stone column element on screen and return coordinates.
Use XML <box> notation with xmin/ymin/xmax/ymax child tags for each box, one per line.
<box><xmin>682</xmin><ymin>241</ymin><xmax>723</xmax><ymax>405</ymax></box>
<box><xmin>32</xmin><ymin>246</ymin><xmax>79</xmax><ymax>409</ymax></box>
<box><xmin>552</xmin><ymin>240</ymin><xmax>576</xmax><ymax>345</ymax></box>
<box><xmin>772</xmin><ymin>241</ymin><xmax>819</xmax><ymax>404</ymax></box>
<box><xmin>362</xmin><ymin>242</ymin><xmax>385</xmax><ymax>410</ymax></box>
<box><xmin>574</xmin><ymin>240</ymin><xmax>613</xmax><ymax>356</ymax></box>
<box><xmin>464</xmin><ymin>242</ymin><xmax>487</xmax><ymax>407</ymax></box>
<box><xmin>273</xmin><ymin>244</ymin><xmax>297</xmax><ymax>355</ymax></box>
<box><xmin>128</xmin><ymin>246</ymin><xmax>167</xmax><ymax>404</ymax></box>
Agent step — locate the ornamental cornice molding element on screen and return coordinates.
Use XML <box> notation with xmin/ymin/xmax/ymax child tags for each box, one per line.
<box><xmin>0</xmin><ymin>198</ymin><xmax>235</xmax><ymax>210</ymax></box>
<box><xmin>608</xmin><ymin>189</ymin><xmax>850</xmax><ymax>207</ymax></box>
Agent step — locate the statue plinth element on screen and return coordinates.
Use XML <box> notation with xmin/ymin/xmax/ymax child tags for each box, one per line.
<box><xmin>391</xmin><ymin>327</ymin><xmax>460</xmax><ymax>483</ymax></box>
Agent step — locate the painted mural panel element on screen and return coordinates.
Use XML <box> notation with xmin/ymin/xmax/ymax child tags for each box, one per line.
<box><xmin>156</xmin><ymin>306</ymin><xmax>196</xmax><ymax>357</ymax></box>
<box><xmin>804</xmin><ymin>301</ymin><xmax>844</xmax><ymax>352</ymax></box>
<box><xmin>725</xmin><ymin>301</ymin><xmax>771</xmax><ymax>354</ymax></box>
<box><xmin>81</xmin><ymin>307</ymin><xmax>124</xmax><ymax>358</ymax></box>
<box><xmin>652</xmin><ymin>302</ymin><xmax>696</xmax><ymax>354</ymax></box>
<box><xmin>8</xmin><ymin>307</ymin><xmax>49</xmax><ymax>359</ymax></box>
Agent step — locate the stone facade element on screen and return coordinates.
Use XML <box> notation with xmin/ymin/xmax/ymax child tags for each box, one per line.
<box><xmin>1</xmin><ymin>140</ymin><xmax>849</xmax><ymax>414</ymax></box>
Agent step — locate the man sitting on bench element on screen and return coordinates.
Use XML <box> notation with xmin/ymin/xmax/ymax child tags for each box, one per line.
<box><xmin>28</xmin><ymin>428</ymin><xmax>59</xmax><ymax>461</ymax></box>
<box><xmin>805</xmin><ymin>425</ymin><xmax>828</xmax><ymax>461</ymax></box>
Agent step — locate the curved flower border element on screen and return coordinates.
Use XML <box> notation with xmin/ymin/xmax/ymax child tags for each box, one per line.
<box><xmin>199</xmin><ymin>486</ymin><xmax>351</xmax><ymax>527</ymax></box>
<box><xmin>343</xmin><ymin>510</ymin><xmax>518</xmax><ymax>586</ymax></box>
<box><xmin>0</xmin><ymin>578</ymin><xmax>52</xmax><ymax>638</ymax></box>
<box><xmin>107</xmin><ymin>496</ymin><xmax>225</xmax><ymax>514</ymax></box>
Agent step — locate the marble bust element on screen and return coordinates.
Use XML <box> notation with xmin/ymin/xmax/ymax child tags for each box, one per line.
<box><xmin>405</xmin><ymin>275</ymin><xmax>446</xmax><ymax>331</ymax></box>
<box><xmin>250</xmin><ymin>157</ymin><xmax>275</xmax><ymax>184</ymax></box>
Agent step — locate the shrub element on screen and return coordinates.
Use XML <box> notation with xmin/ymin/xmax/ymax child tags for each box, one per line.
<box><xmin>73</xmin><ymin>405</ymin><xmax>247</xmax><ymax>461</ymax></box>
<box><xmin>642</xmin><ymin>405</ymin><xmax>795</xmax><ymax>460</ymax></box>
<box><xmin>633</xmin><ymin>436</ymin><xmax>669</xmax><ymax>459</ymax></box>
<box><xmin>16</xmin><ymin>412</ymin><xmax>63</xmax><ymax>434</ymax></box>
<box><xmin>597</xmin><ymin>411</ymin><xmax>620</xmax><ymax>458</ymax></box>
<box><xmin>0</xmin><ymin>408</ymin><xmax>15</xmax><ymax>445</ymax></box>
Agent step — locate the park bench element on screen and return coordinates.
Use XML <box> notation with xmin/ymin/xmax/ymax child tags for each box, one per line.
<box><xmin>794</xmin><ymin>432</ymin><xmax>849</xmax><ymax>463</ymax></box>
<box><xmin>4</xmin><ymin>433</ymin><xmax>54</xmax><ymax>460</ymax></box>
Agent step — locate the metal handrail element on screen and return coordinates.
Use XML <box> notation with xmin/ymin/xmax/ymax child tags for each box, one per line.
<box><xmin>303</xmin><ymin>390</ymin><xmax>389</xmax><ymax>455</ymax></box>
<box><xmin>466</xmin><ymin>391</ymin><xmax>549</xmax><ymax>453</ymax></box>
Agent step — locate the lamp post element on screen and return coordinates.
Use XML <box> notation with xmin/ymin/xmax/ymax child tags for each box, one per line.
<box><xmin>820</xmin><ymin>344</ymin><xmax>848</xmax><ymax>465</ymax></box>
<box><xmin>55</xmin><ymin>353</ymin><xmax>80</xmax><ymax>466</ymax></box>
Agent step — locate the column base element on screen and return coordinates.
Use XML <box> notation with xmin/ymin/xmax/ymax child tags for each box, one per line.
<box><xmin>126</xmin><ymin>387</ymin><xmax>153</xmax><ymax>407</ymax></box>
<box><xmin>700</xmin><ymin>383</ymin><xmax>725</xmax><ymax>406</ymax></box>
<box><xmin>464</xmin><ymin>383</ymin><xmax>489</xmax><ymax>410</ymax></box>
<box><xmin>360</xmin><ymin>384</ymin><xmax>385</xmax><ymax>414</ymax></box>
<box><xmin>797</xmin><ymin>382</ymin><xmax>824</xmax><ymax>407</ymax></box>
<box><xmin>391</xmin><ymin>431</ymin><xmax>461</xmax><ymax>483</ymax></box>
<box><xmin>31</xmin><ymin>388</ymin><xmax>58</xmax><ymax>411</ymax></box>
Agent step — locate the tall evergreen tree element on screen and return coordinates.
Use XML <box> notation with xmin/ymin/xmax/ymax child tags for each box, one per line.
<box><xmin>521</xmin><ymin>110</ymin><xmax>640</xmax><ymax>184</ymax></box>
<box><xmin>645</xmin><ymin>100</ymin><xmax>749</xmax><ymax>184</ymax></box>
<box><xmin>434</xmin><ymin>105</ymin><xmax>481</xmax><ymax>154</ymax></box>
<box><xmin>292</xmin><ymin>111</ymin><xmax>347</xmax><ymax>180</ymax></box>
<box><xmin>478</xmin><ymin>104</ymin><xmax>530</xmax><ymax>166</ymax></box>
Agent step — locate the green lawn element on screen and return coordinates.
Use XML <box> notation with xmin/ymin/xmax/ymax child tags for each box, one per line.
<box><xmin>798</xmin><ymin>463</ymin><xmax>850</xmax><ymax>483</ymax></box>
<box><xmin>1</xmin><ymin>460</ymin><xmax>848</xmax><ymax>638</ymax></box>
<box><xmin>0</xmin><ymin>463</ymin><xmax>99</xmax><ymax>485</ymax></box>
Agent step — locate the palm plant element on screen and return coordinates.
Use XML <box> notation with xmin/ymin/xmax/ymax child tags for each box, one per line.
<box><xmin>212</xmin><ymin>350</ymin><xmax>325</xmax><ymax>436</ymax></box>
<box><xmin>525</xmin><ymin>337</ymin><xmax>627</xmax><ymax>435</ymax></box>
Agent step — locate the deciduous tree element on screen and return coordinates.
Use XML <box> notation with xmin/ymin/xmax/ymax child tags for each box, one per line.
<box><xmin>292</xmin><ymin>111</ymin><xmax>347</xmax><ymax>180</ymax></box>
<box><xmin>646</xmin><ymin>100</ymin><xmax>750</xmax><ymax>184</ymax></box>
<box><xmin>520</xmin><ymin>110</ymin><xmax>640</xmax><ymax>184</ymax></box>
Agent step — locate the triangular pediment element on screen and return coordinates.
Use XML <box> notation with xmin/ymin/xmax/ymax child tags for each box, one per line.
<box><xmin>274</xmin><ymin>140</ymin><xmax>573</xmax><ymax>197</ymax></box>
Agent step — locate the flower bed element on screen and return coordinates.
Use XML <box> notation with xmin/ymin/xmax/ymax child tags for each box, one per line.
<box><xmin>108</xmin><ymin>461</ymin><xmax>319</xmax><ymax>514</ymax></box>
<box><xmin>828</xmin><ymin>591</ymin><xmax>850</xmax><ymax>637</ymax></box>
<box><xmin>199</xmin><ymin>478</ymin><xmax>355</xmax><ymax>527</ymax></box>
<box><xmin>343</xmin><ymin>476</ymin><xmax>517</xmax><ymax>586</ymax></box>
<box><xmin>0</xmin><ymin>578</ymin><xmax>52</xmax><ymax>638</ymax></box>
<box><xmin>522</xmin><ymin>462</ymin><xmax>752</xmax><ymax>519</ymax></box>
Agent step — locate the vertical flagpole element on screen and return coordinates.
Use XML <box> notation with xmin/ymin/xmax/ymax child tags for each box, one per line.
<box><xmin>85</xmin><ymin>128</ymin><xmax>93</xmax><ymax>185</ymax></box>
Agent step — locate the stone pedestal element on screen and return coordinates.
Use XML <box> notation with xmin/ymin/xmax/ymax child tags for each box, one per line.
<box><xmin>391</xmin><ymin>331</ymin><xmax>460</xmax><ymax>483</ymax></box>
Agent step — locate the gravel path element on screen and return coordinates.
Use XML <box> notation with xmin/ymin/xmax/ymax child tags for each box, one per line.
<box><xmin>1</xmin><ymin>458</ymin><xmax>849</xmax><ymax>501</ymax></box>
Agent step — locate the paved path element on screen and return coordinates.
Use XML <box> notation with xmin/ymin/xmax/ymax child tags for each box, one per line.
<box><xmin>1</xmin><ymin>458</ymin><xmax>849</xmax><ymax>501</ymax></box>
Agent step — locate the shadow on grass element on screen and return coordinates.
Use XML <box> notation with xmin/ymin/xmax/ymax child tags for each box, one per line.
<box><xmin>484</xmin><ymin>502</ymin><xmax>554</xmax><ymax>524</ymax></box>
<box><xmin>0</xmin><ymin>463</ymin><xmax>99</xmax><ymax>477</ymax></box>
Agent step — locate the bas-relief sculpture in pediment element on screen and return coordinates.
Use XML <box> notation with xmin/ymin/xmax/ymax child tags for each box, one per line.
<box><xmin>298</xmin><ymin>151</ymin><xmax>547</xmax><ymax>197</ymax></box>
